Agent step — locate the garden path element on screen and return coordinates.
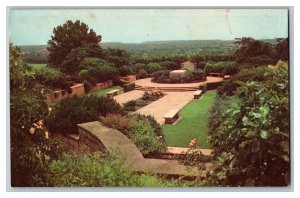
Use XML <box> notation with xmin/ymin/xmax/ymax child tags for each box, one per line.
<box><xmin>113</xmin><ymin>90</ymin><xmax>144</xmax><ymax>105</ymax></box>
<box><xmin>135</xmin><ymin>91</ymin><xmax>194</xmax><ymax>125</ymax></box>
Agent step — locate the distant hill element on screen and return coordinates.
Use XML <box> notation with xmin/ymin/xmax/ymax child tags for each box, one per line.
<box><xmin>19</xmin><ymin>39</ymin><xmax>277</xmax><ymax>63</ymax></box>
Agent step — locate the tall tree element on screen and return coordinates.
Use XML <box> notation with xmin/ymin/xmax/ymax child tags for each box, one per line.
<box><xmin>276</xmin><ymin>38</ymin><xmax>289</xmax><ymax>61</ymax></box>
<box><xmin>234</xmin><ymin>37</ymin><xmax>274</xmax><ymax>63</ymax></box>
<box><xmin>47</xmin><ymin>20</ymin><xmax>102</xmax><ymax>66</ymax></box>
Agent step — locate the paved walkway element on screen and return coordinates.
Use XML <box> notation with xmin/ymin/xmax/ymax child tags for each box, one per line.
<box><xmin>135</xmin><ymin>76</ymin><xmax>223</xmax><ymax>88</ymax></box>
<box><xmin>113</xmin><ymin>90</ymin><xmax>144</xmax><ymax>105</ymax></box>
<box><xmin>78</xmin><ymin>121</ymin><xmax>206</xmax><ymax>177</ymax></box>
<box><xmin>167</xmin><ymin>147</ymin><xmax>213</xmax><ymax>156</ymax></box>
<box><xmin>135</xmin><ymin>91</ymin><xmax>195</xmax><ymax>125</ymax></box>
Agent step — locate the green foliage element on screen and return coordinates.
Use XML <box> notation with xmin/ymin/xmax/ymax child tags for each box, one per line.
<box><xmin>119</xmin><ymin>65</ymin><xmax>133</xmax><ymax>76</ymax></box>
<box><xmin>80</xmin><ymin>58</ymin><xmax>118</xmax><ymax>84</ymax></box>
<box><xmin>199</xmin><ymin>84</ymin><xmax>207</xmax><ymax>93</ymax></box>
<box><xmin>34</xmin><ymin>152</ymin><xmax>194</xmax><ymax>187</ymax></box>
<box><xmin>234</xmin><ymin>37</ymin><xmax>275</xmax><ymax>64</ymax></box>
<box><xmin>130</xmin><ymin>114</ymin><xmax>165</xmax><ymax>139</ymax></box>
<box><xmin>100</xmin><ymin>114</ymin><xmax>131</xmax><ymax>132</ymax></box>
<box><xmin>204</xmin><ymin>61</ymin><xmax>238</xmax><ymax>75</ymax></box>
<box><xmin>152</xmin><ymin>70</ymin><xmax>171</xmax><ymax>83</ymax></box>
<box><xmin>208</xmin><ymin>65</ymin><xmax>289</xmax><ymax>186</ymax></box>
<box><xmin>216</xmin><ymin>81</ymin><xmax>239</xmax><ymax>97</ymax></box>
<box><xmin>104</xmin><ymin>48</ymin><xmax>130</xmax><ymax>68</ymax></box>
<box><xmin>276</xmin><ymin>38</ymin><xmax>288</xmax><ymax>61</ymax></box>
<box><xmin>183</xmin><ymin>70</ymin><xmax>194</xmax><ymax>83</ymax></box>
<box><xmin>10</xmin><ymin>89</ymin><xmax>48</xmax><ymax>130</ymax></box>
<box><xmin>128</xmin><ymin>119</ymin><xmax>165</xmax><ymax>156</ymax></box>
<box><xmin>45</xmin><ymin>95</ymin><xmax>123</xmax><ymax>134</ymax></box>
<box><xmin>191</xmin><ymin>69</ymin><xmax>206</xmax><ymax>81</ymax></box>
<box><xmin>160</xmin><ymin>61</ymin><xmax>180</xmax><ymax>70</ymax></box>
<box><xmin>216</xmin><ymin>67</ymin><xmax>271</xmax><ymax>97</ymax></box>
<box><xmin>136</xmin><ymin>69</ymin><xmax>148</xmax><ymax>79</ymax></box>
<box><xmin>83</xmin><ymin>80</ymin><xmax>92</xmax><ymax>93</ymax></box>
<box><xmin>205</xmin><ymin>81</ymin><xmax>223</xmax><ymax>90</ymax></box>
<box><xmin>123</xmin><ymin>100</ymin><xmax>137</xmax><ymax>111</ymax></box>
<box><xmin>33</xmin><ymin>66</ymin><xmax>61</xmax><ymax>86</ymax></box>
<box><xmin>10</xmin><ymin>43</ymin><xmax>35</xmax><ymax>91</ymax></box>
<box><xmin>101</xmin><ymin>113</ymin><xmax>166</xmax><ymax>156</ymax></box>
<box><xmin>145</xmin><ymin>62</ymin><xmax>163</xmax><ymax>74</ymax></box>
<box><xmin>47</xmin><ymin>20</ymin><xmax>102</xmax><ymax>66</ymax></box>
<box><xmin>123</xmin><ymin>83</ymin><xmax>135</xmax><ymax>92</ymax></box>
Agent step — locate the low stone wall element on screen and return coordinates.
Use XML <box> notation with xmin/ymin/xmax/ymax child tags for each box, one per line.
<box><xmin>119</xmin><ymin>75</ymin><xmax>136</xmax><ymax>83</ymax></box>
<box><xmin>54</xmin><ymin>121</ymin><xmax>209</xmax><ymax>178</ymax></box>
<box><xmin>52</xmin><ymin>133</ymin><xmax>80</xmax><ymax>151</ymax></box>
<box><xmin>45</xmin><ymin>80</ymin><xmax>113</xmax><ymax>103</ymax></box>
<box><xmin>89</xmin><ymin>80</ymin><xmax>113</xmax><ymax>93</ymax></box>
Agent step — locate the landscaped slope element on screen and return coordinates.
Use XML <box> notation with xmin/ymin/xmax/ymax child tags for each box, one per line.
<box><xmin>162</xmin><ymin>90</ymin><xmax>217</xmax><ymax>148</ymax></box>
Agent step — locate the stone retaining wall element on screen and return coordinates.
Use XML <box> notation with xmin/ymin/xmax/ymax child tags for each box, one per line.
<box><xmin>119</xmin><ymin>75</ymin><xmax>136</xmax><ymax>83</ymax></box>
<box><xmin>45</xmin><ymin>80</ymin><xmax>113</xmax><ymax>103</ymax></box>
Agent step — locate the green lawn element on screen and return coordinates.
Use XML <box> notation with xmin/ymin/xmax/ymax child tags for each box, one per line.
<box><xmin>89</xmin><ymin>86</ymin><xmax>124</xmax><ymax>97</ymax></box>
<box><xmin>28</xmin><ymin>63</ymin><xmax>47</xmax><ymax>70</ymax></box>
<box><xmin>162</xmin><ymin>90</ymin><xmax>217</xmax><ymax>148</ymax></box>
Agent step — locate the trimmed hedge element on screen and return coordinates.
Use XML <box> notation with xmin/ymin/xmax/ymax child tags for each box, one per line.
<box><xmin>199</xmin><ymin>81</ymin><xmax>223</xmax><ymax>91</ymax></box>
<box><xmin>123</xmin><ymin>83</ymin><xmax>135</xmax><ymax>92</ymax></box>
<box><xmin>199</xmin><ymin>84</ymin><xmax>207</xmax><ymax>93</ymax></box>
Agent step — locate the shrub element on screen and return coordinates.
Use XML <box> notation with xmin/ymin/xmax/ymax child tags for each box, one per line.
<box><xmin>160</xmin><ymin>61</ymin><xmax>180</xmax><ymax>70</ymax></box>
<box><xmin>130</xmin><ymin>114</ymin><xmax>165</xmax><ymax>138</ymax></box>
<box><xmin>87</xmin><ymin>65</ymin><xmax>118</xmax><ymax>83</ymax></box>
<box><xmin>34</xmin><ymin>152</ymin><xmax>193</xmax><ymax>187</ymax></box>
<box><xmin>191</xmin><ymin>69</ymin><xmax>206</xmax><ymax>81</ymax></box>
<box><xmin>100</xmin><ymin>114</ymin><xmax>131</xmax><ymax>132</ymax></box>
<box><xmin>123</xmin><ymin>83</ymin><xmax>135</xmax><ymax>92</ymax></box>
<box><xmin>199</xmin><ymin>84</ymin><xmax>207</xmax><ymax>93</ymax></box>
<box><xmin>83</xmin><ymin>80</ymin><xmax>92</xmax><ymax>93</ymax></box>
<box><xmin>135</xmin><ymin>99</ymin><xmax>148</xmax><ymax>107</ymax></box>
<box><xmin>244</xmin><ymin>55</ymin><xmax>275</xmax><ymax>66</ymax></box>
<box><xmin>208</xmin><ymin>65</ymin><xmax>289</xmax><ymax>186</ymax></box>
<box><xmin>123</xmin><ymin>100</ymin><xmax>137</xmax><ymax>111</ymax></box>
<box><xmin>231</xmin><ymin>67</ymin><xmax>271</xmax><ymax>83</ymax></box>
<box><xmin>145</xmin><ymin>63</ymin><xmax>163</xmax><ymax>74</ymax></box>
<box><xmin>128</xmin><ymin>119</ymin><xmax>165</xmax><ymax>156</ymax></box>
<box><xmin>10</xmin><ymin>91</ymin><xmax>61</xmax><ymax>187</ymax></box>
<box><xmin>206</xmin><ymin>81</ymin><xmax>223</xmax><ymax>90</ymax></box>
<box><xmin>33</xmin><ymin>66</ymin><xmax>61</xmax><ymax>87</ymax></box>
<box><xmin>119</xmin><ymin>65</ymin><xmax>132</xmax><ymax>77</ymax></box>
<box><xmin>204</xmin><ymin>61</ymin><xmax>238</xmax><ymax>75</ymax></box>
<box><xmin>183</xmin><ymin>70</ymin><xmax>194</xmax><ymax>83</ymax></box>
<box><xmin>10</xmin><ymin>90</ymin><xmax>48</xmax><ymax>129</ymax></box>
<box><xmin>79</xmin><ymin>69</ymin><xmax>89</xmax><ymax>80</ymax></box>
<box><xmin>216</xmin><ymin>81</ymin><xmax>238</xmax><ymax>97</ymax></box>
<box><xmin>45</xmin><ymin>95</ymin><xmax>123</xmax><ymax>134</ymax></box>
<box><xmin>136</xmin><ymin>69</ymin><xmax>148</xmax><ymax>79</ymax></box>
<box><xmin>152</xmin><ymin>70</ymin><xmax>171</xmax><ymax>83</ymax></box>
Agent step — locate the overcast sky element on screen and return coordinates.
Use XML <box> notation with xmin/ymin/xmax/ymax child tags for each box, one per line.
<box><xmin>9</xmin><ymin>9</ymin><xmax>288</xmax><ymax>45</ymax></box>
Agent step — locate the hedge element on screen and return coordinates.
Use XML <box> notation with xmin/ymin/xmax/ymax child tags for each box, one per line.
<box><xmin>199</xmin><ymin>81</ymin><xmax>223</xmax><ymax>91</ymax></box>
<box><xmin>123</xmin><ymin>83</ymin><xmax>135</xmax><ymax>92</ymax></box>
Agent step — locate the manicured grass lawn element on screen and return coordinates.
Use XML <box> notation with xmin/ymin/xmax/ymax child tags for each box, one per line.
<box><xmin>28</xmin><ymin>63</ymin><xmax>47</xmax><ymax>70</ymax></box>
<box><xmin>89</xmin><ymin>86</ymin><xmax>124</xmax><ymax>97</ymax></box>
<box><xmin>162</xmin><ymin>90</ymin><xmax>217</xmax><ymax>148</ymax></box>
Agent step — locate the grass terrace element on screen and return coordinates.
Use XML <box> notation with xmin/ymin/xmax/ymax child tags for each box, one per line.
<box><xmin>28</xmin><ymin>63</ymin><xmax>47</xmax><ymax>70</ymax></box>
<box><xmin>89</xmin><ymin>86</ymin><xmax>124</xmax><ymax>97</ymax></box>
<box><xmin>162</xmin><ymin>90</ymin><xmax>217</xmax><ymax>148</ymax></box>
